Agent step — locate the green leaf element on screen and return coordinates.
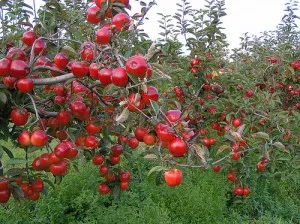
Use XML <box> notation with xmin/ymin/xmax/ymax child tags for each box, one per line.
<box><xmin>292</xmin><ymin>110</ymin><xmax>300</xmax><ymax>121</ymax></box>
<box><xmin>6</xmin><ymin>158</ymin><xmax>27</xmax><ymax>165</ymax></box>
<box><xmin>115</xmin><ymin>107</ymin><xmax>129</xmax><ymax>124</ymax></box>
<box><xmin>150</xmin><ymin>100</ymin><xmax>159</xmax><ymax>116</ymax></box>
<box><xmin>43</xmin><ymin>178</ymin><xmax>56</xmax><ymax>190</ymax></box>
<box><xmin>277</xmin><ymin>155</ymin><xmax>291</xmax><ymax>161</ymax></box>
<box><xmin>0</xmin><ymin>92</ymin><xmax>7</xmax><ymax>106</ymax></box>
<box><xmin>251</xmin><ymin>132</ymin><xmax>270</xmax><ymax>140</ymax></box>
<box><xmin>113</xmin><ymin>185</ymin><xmax>121</xmax><ymax>203</ymax></box>
<box><xmin>147</xmin><ymin>166</ymin><xmax>164</xmax><ymax>182</ymax></box>
<box><xmin>62</xmin><ymin>46</ymin><xmax>77</xmax><ymax>56</ymax></box>
<box><xmin>54</xmin><ymin>175</ymin><xmax>62</xmax><ymax>184</ymax></box>
<box><xmin>237</xmin><ymin>124</ymin><xmax>246</xmax><ymax>135</ymax></box>
<box><xmin>155</xmin><ymin>170</ymin><xmax>164</xmax><ymax>186</ymax></box>
<box><xmin>6</xmin><ymin>168</ymin><xmax>24</xmax><ymax>177</ymax></box>
<box><xmin>27</xmin><ymin>146</ymin><xmax>41</xmax><ymax>153</ymax></box>
<box><xmin>273</xmin><ymin>142</ymin><xmax>285</xmax><ymax>150</ymax></box>
<box><xmin>112</xmin><ymin>2</ymin><xmax>126</xmax><ymax>7</ymax></box>
<box><xmin>140</xmin><ymin>1</ymin><xmax>147</xmax><ymax>6</ymax></box>
<box><xmin>1</xmin><ymin>145</ymin><xmax>14</xmax><ymax>158</ymax></box>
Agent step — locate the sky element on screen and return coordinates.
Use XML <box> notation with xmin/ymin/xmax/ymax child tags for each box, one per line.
<box><xmin>25</xmin><ymin>0</ymin><xmax>299</xmax><ymax>49</ymax></box>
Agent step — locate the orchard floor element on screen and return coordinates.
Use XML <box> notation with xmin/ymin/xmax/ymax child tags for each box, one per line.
<box><xmin>0</xmin><ymin>156</ymin><xmax>299</xmax><ymax>224</ymax></box>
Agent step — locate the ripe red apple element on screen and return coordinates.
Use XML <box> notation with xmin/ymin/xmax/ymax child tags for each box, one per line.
<box><xmin>89</xmin><ymin>63</ymin><xmax>99</xmax><ymax>80</ymax></box>
<box><xmin>213</xmin><ymin>164</ymin><xmax>221</xmax><ymax>172</ymax></box>
<box><xmin>31</xmin><ymin>130</ymin><xmax>48</xmax><ymax>147</ymax></box>
<box><xmin>10</xmin><ymin>60</ymin><xmax>30</xmax><ymax>79</ymax></box>
<box><xmin>6</xmin><ymin>48</ymin><xmax>26</xmax><ymax>61</ymax></box>
<box><xmin>18</xmin><ymin>130</ymin><xmax>31</xmax><ymax>147</ymax></box>
<box><xmin>111</xmin><ymin>67</ymin><xmax>128</xmax><ymax>87</ymax></box>
<box><xmin>232</xmin><ymin>118</ymin><xmax>242</xmax><ymax>128</ymax></box>
<box><xmin>54</xmin><ymin>52</ymin><xmax>69</xmax><ymax>69</ymax></box>
<box><xmin>256</xmin><ymin>162</ymin><xmax>265</xmax><ymax>172</ymax></box>
<box><xmin>29</xmin><ymin>192</ymin><xmax>40</xmax><ymax>201</ymax></box>
<box><xmin>173</xmin><ymin>86</ymin><xmax>183</xmax><ymax>97</ymax></box>
<box><xmin>95</xmin><ymin>28</ymin><xmax>111</xmax><ymax>45</ymax></box>
<box><xmin>190</xmin><ymin>58</ymin><xmax>200</xmax><ymax>67</ymax></box>
<box><xmin>245</xmin><ymin>89</ymin><xmax>254</xmax><ymax>98</ymax></box>
<box><xmin>165</xmin><ymin>110</ymin><xmax>181</xmax><ymax>123</ymax></box>
<box><xmin>227</xmin><ymin>172</ymin><xmax>237</xmax><ymax>182</ymax></box>
<box><xmin>86</xmin><ymin>122</ymin><xmax>102</xmax><ymax>134</ymax></box>
<box><xmin>54</xmin><ymin>142</ymin><xmax>71</xmax><ymax>158</ymax></box>
<box><xmin>209</xmin><ymin>138</ymin><xmax>216</xmax><ymax>146</ymax></box>
<box><xmin>134</xmin><ymin>127</ymin><xmax>148</xmax><ymax>141</ymax></box>
<box><xmin>143</xmin><ymin>134</ymin><xmax>156</xmax><ymax>145</ymax></box>
<box><xmin>243</xmin><ymin>186</ymin><xmax>250</xmax><ymax>195</ymax></box>
<box><xmin>92</xmin><ymin>154</ymin><xmax>105</xmax><ymax>165</ymax></box>
<box><xmin>70</xmin><ymin>100</ymin><xmax>87</xmax><ymax>116</ymax></box>
<box><xmin>98</xmin><ymin>68</ymin><xmax>112</xmax><ymax>86</ymax></box>
<box><xmin>105</xmin><ymin>173</ymin><xmax>116</xmax><ymax>182</ymax></box>
<box><xmin>35</xmin><ymin>56</ymin><xmax>51</xmax><ymax>67</ymax></box>
<box><xmin>17</xmin><ymin>78</ymin><xmax>34</xmax><ymax>93</ymax></box>
<box><xmin>118</xmin><ymin>135</ymin><xmax>128</xmax><ymax>145</ymax></box>
<box><xmin>232</xmin><ymin>153</ymin><xmax>240</xmax><ymax>160</ymax></box>
<box><xmin>50</xmin><ymin>160</ymin><xmax>69</xmax><ymax>176</ymax></box>
<box><xmin>98</xmin><ymin>183</ymin><xmax>111</xmax><ymax>195</ymax></box>
<box><xmin>0</xmin><ymin>189</ymin><xmax>11</xmax><ymax>203</ymax></box>
<box><xmin>234</xmin><ymin>186</ymin><xmax>244</xmax><ymax>195</ymax></box>
<box><xmin>99</xmin><ymin>165</ymin><xmax>109</xmax><ymax>176</ymax></box>
<box><xmin>168</xmin><ymin>138</ymin><xmax>187</xmax><ymax>157</ymax></box>
<box><xmin>71</xmin><ymin>62</ymin><xmax>89</xmax><ymax>78</ymax></box>
<box><xmin>111</xmin><ymin>144</ymin><xmax>123</xmax><ymax>156</ymax></box>
<box><xmin>10</xmin><ymin>108</ymin><xmax>29</xmax><ymax>126</ymax></box>
<box><xmin>119</xmin><ymin>170</ymin><xmax>131</xmax><ymax>182</ymax></box>
<box><xmin>80</xmin><ymin>47</ymin><xmax>95</xmax><ymax>61</ymax></box>
<box><xmin>33</xmin><ymin>39</ymin><xmax>47</xmax><ymax>55</ymax></box>
<box><xmin>21</xmin><ymin>31</ymin><xmax>37</xmax><ymax>46</ymax></box>
<box><xmin>86</xmin><ymin>5</ymin><xmax>102</xmax><ymax>24</ymax></box>
<box><xmin>164</xmin><ymin>169</ymin><xmax>182</xmax><ymax>187</ymax></box>
<box><xmin>125</xmin><ymin>55</ymin><xmax>148</xmax><ymax>78</ymax></box>
<box><xmin>127</xmin><ymin>93</ymin><xmax>144</xmax><ymax>112</ymax></box>
<box><xmin>141</xmin><ymin>86</ymin><xmax>159</xmax><ymax>104</ymax></box>
<box><xmin>128</xmin><ymin>137</ymin><xmax>139</xmax><ymax>149</ymax></box>
<box><xmin>155</xmin><ymin>123</ymin><xmax>176</xmax><ymax>142</ymax></box>
<box><xmin>120</xmin><ymin>181</ymin><xmax>129</xmax><ymax>191</ymax></box>
<box><xmin>109</xmin><ymin>155</ymin><xmax>120</xmax><ymax>165</ymax></box>
<box><xmin>56</xmin><ymin>111</ymin><xmax>71</xmax><ymax>126</ymax></box>
<box><xmin>112</xmin><ymin>13</ymin><xmax>130</xmax><ymax>31</ymax></box>
<box><xmin>0</xmin><ymin>177</ymin><xmax>9</xmax><ymax>191</ymax></box>
<box><xmin>0</xmin><ymin>58</ymin><xmax>11</xmax><ymax>77</ymax></box>
<box><xmin>203</xmin><ymin>138</ymin><xmax>210</xmax><ymax>147</ymax></box>
<box><xmin>84</xmin><ymin>135</ymin><xmax>99</xmax><ymax>149</ymax></box>
<box><xmin>31</xmin><ymin>178</ymin><xmax>44</xmax><ymax>193</ymax></box>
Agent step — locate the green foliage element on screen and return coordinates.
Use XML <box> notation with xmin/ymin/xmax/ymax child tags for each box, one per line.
<box><xmin>1</xmin><ymin>155</ymin><xmax>299</xmax><ymax>223</ymax></box>
<box><xmin>228</xmin><ymin>171</ymin><xmax>300</xmax><ymax>223</ymax></box>
<box><xmin>0</xmin><ymin>157</ymin><xmax>228</xmax><ymax>224</ymax></box>
<box><xmin>145</xmin><ymin>169</ymin><xmax>230</xmax><ymax>224</ymax></box>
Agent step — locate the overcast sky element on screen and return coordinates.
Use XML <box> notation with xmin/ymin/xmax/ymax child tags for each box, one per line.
<box><xmin>25</xmin><ymin>0</ymin><xmax>299</xmax><ymax>49</ymax></box>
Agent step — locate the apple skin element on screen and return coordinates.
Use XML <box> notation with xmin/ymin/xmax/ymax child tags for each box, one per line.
<box><xmin>164</xmin><ymin>169</ymin><xmax>182</xmax><ymax>187</ymax></box>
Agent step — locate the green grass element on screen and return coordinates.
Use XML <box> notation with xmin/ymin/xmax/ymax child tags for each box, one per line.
<box><xmin>0</xmin><ymin>146</ymin><xmax>300</xmax><ymax>224</ymax></box>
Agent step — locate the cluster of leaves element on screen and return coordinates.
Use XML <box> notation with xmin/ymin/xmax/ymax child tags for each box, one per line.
<box><xmin>156</xmin><ymin>0</ymin><xmax>228</xmax><ymax>57</ymax></box>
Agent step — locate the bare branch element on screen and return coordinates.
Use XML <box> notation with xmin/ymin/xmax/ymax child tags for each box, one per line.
<box><xmin>33</xmin><ymin>73</ymin><xmax>75</xmax><ymax>85</ymax></box>
<box><xmin>32</xmin><ymin>66</ymin><xmax>67</xmax><ymax>74</ymax></box>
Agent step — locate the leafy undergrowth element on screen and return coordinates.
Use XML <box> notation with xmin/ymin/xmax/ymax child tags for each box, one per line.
<box><xmin>0</xmin><ymin>156</ymin><xmax>299</xmax><ymax>224</ymax></box>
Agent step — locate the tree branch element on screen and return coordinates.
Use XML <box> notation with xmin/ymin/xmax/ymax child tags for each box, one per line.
<box><xmin>33</xmin><ymin>73</ymin><xmax>75</xmax><ymax>85</ymax></box>
<box><xmin>76</xmin><ymin>80</ymin><xmax>108</xmax><ymax>106</ymax></box>
<box><xmin>32</xmin><ymin>66</ymin><xmax>67</xmax><ymax>74</ymax></box>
